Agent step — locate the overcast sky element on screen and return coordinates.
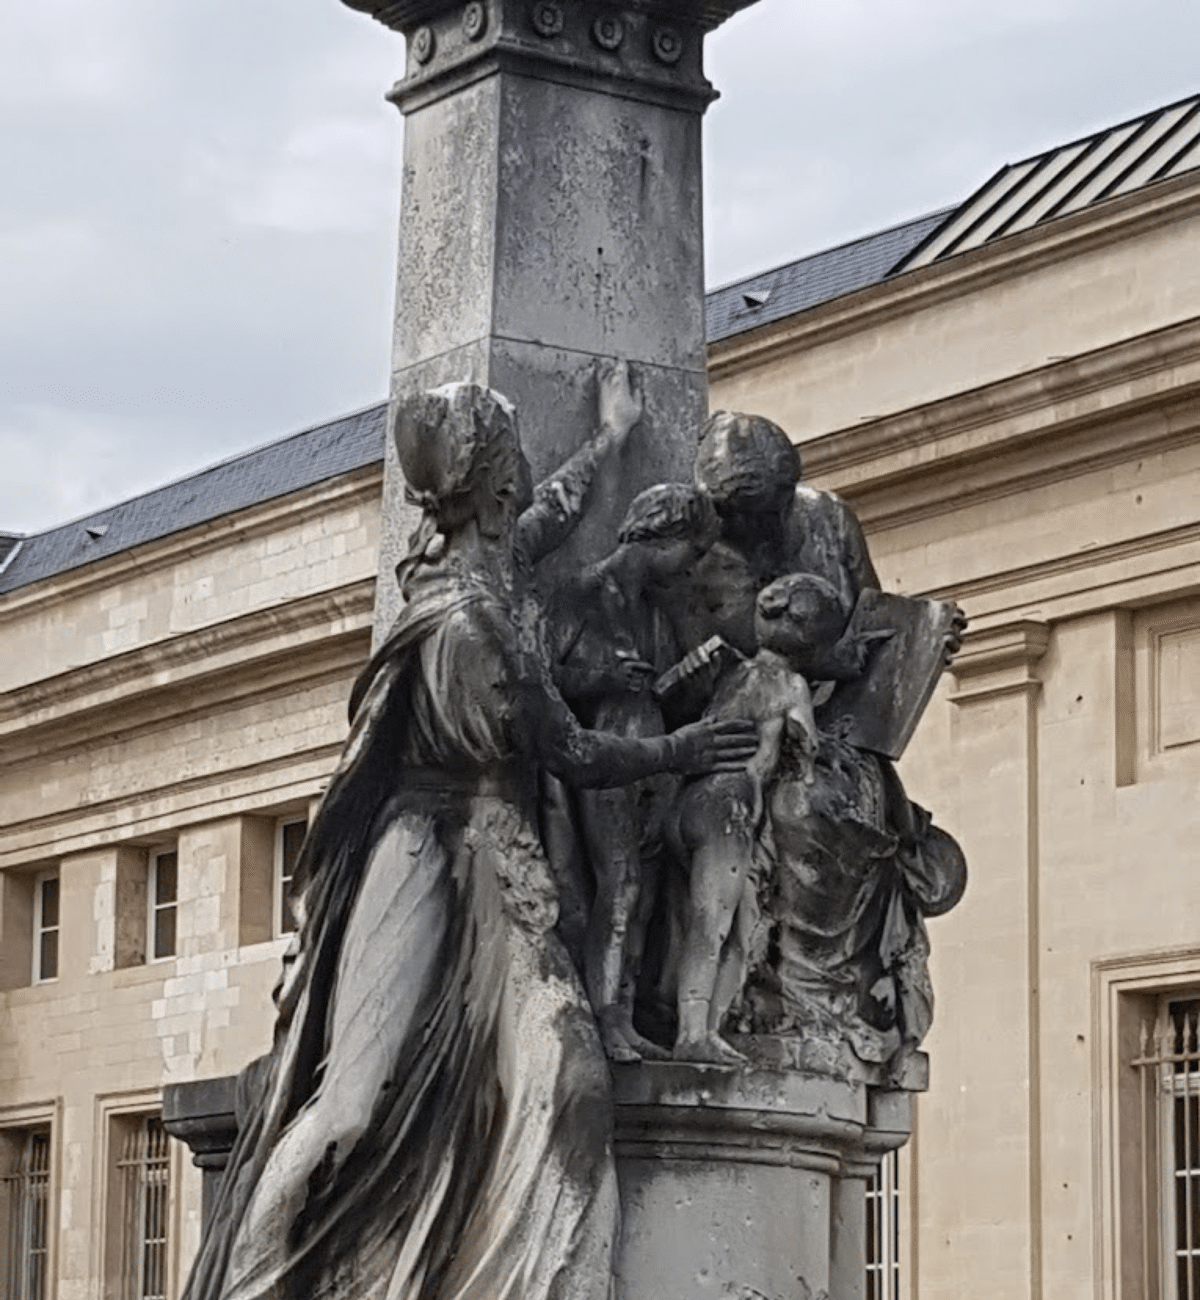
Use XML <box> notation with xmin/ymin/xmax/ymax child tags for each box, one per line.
<box><xmin>3</xmin><ymin>0</ymin><xmax>1200</xmax><ymax>537</ymax></box>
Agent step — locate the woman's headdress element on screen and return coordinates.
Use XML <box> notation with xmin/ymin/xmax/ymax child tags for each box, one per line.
<box><xmin>393</xmin><ymin>382</ymin><xmax>519</xmax><ymax>593</ymax></box>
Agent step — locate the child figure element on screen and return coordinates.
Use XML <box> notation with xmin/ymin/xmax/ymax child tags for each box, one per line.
<box><xmin>549</xmin><ymin>484</ymin><xmax>720</xmax><ymax>1061</ymax></box>
<box><xmin>669</xmin><ymin>571</ymin><xmax>855</xmax><ymax>1064</ymax></box>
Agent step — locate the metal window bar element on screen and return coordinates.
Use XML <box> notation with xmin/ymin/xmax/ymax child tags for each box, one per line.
<box><xmin>866</xmin><ymin>1149</ymin><xmax>901</xmax><ymax>1300</ymax></box>
<box><xmin>1132</xmin><ymin>999</ymin><xmax>1200</xmax><ymax>1300</ymax></box>
<box><xmin>2</xmin><ymin>1130</ymin><xmax>50</xmax><ymax>1300</ymax></box>
<box><xmin>117</xmin><ymin>1118</ymin><xmax>170</xmax><ymax>1300</ymax></box>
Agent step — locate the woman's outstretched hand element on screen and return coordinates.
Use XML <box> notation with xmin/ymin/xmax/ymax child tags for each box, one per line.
<box><xmin>597</xmin><ymin>358</ymin><xmax>643</xmax><ymax>449</ymax></box>
<box><xmin>670</xmin><ymin>719</ymin><xmax>759</xmax><ymax>775</ymax></box>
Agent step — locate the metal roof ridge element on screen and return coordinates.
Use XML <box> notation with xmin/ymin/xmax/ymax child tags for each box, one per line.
<box><xmin>1004</xmin><ymin>89</ymin><xmax>1200</xmax><ymax>171</ymax></box>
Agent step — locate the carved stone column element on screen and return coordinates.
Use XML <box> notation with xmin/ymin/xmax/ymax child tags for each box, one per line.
<box><xmin>345</xmin><ymin>0</ymin><xmax>765</xmax><ymax>640</ymax></box>
<box><xmin>613</xmin><ymin>1065</ymin><xmax>911</xmax><ymax>1300</ymax></box>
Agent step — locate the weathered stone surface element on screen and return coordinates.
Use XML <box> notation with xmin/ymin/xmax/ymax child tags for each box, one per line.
<box><xmin>613</xmin><ymin>1065</ymin><xmax>911</xmax><ymax>1300</ymax></box>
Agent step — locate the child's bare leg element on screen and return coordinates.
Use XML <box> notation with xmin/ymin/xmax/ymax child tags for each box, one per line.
<box><xmin>612</xmin><ymin>843</ymin><xmax>669</xmax><ymax>1060</ymax></box>
<box><xmin>711</xmin><ymin>878</ymin><xmax>758</xmax><ymax>1032</ymax></box>
<box><xmin>674</xmin><ymin>781</ymin><xmax>755</xmax><ymax>1064</ymax></box>
<box><xmin>581</xmin><ymin>788</ymin><xmax>646</xmax><ymax>1062</ymax></box>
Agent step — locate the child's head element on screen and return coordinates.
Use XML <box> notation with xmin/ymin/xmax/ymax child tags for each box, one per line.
<box><xmin>755</xmin><ymin>572</ymin><xmax>848</xmax><ymax>664</ymax></box>
<box><xmin>618</xmin><ymin>484</ymin><xmax>720</xmax><ymax>584</ymax></box>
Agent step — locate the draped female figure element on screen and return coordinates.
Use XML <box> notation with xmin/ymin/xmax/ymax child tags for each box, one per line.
<box><xmin>180</xmin><ymin>382</ymin><xmax>756</xmax><ymax>1300</ymax></box>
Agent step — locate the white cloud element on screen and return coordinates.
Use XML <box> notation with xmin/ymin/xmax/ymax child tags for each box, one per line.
<box><xmin>188</xmin><ymin>118</ymin><xmax>398</xmax><ymax>234</ymax></box>
<box><xmin>0</xmin><ymin>0</ymin><xmax>160</xmax><ymax>107</ymax></box>
<box><xmin>3</xmin><ymin>0</ymin><xmax>1200</xmax><ymax>533</ymax></box>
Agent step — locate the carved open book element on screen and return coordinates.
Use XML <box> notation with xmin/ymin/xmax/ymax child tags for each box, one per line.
<box><xmin>816</xmin><ymin>590</ymin><xmax>960</xmax><ymax>760</ymax></box>
<box><xmin>653</xmin><ymin>635</ymin><xmax>743</xmax><ymax>708</ymax></box>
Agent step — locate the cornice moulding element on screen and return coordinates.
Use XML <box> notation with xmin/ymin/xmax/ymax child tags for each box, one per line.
<box><xmin>345</xmin><ymin>0</ymin><xmax>759</xmax><ymax>33</ymax></box>
<box><xmin>0</xmin><ymin>581</ymin><xmax>374</xmax><ymax>750</ymax></box>
<box><xmin>0</xmin><ymin>746</ymin><xmax>345</xmax><ymax>872</ymax></box>
<box><xmin>948</xmin><ymin>620</ymin><xmax>1050</xmax><ymax>704</ymax></box>
<box><xmin>806</xmin><ymin>317</ymin><xmax>1200</xmax><ymax>487</ymax></box>
<box><xmin>801</xmin><ymin>321</ymin><xmax>1200</xmax><ymax>539</ymax></box>
<box><xmin>0</xmin><ymin>466</ymin><xmax>382</xmax><ymax>624</ymax></box>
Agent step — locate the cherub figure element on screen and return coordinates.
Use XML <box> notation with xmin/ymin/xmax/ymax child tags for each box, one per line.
<box><xmin>668</xmin><ymin>572</ymin><xmax>871</xmax><ymax>1065</ymax></box>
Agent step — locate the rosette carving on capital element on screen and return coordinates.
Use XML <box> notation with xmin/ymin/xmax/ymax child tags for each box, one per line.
<box><xmin>592</xmin><ymin>14</ymin><xmax>624</xmax><ymax>51</ymax></box>
<box><xmin>651</xmin><ymin>25</ymin><xmax>683</xmax><ymax>65</ymax></box>
<box><xmin>462</xmin><ymin>1</ymin><xmax>488</xmax><ymax>39</ymax></box>
<box><xmin>530</xmin><ymin>1</ymin><xmax>564</xmax><ymax>37</ymax></box>
<box><xmin>411</xmin><ymin>24</ymin><xmax>436</xmax><ymax>62</ymax></box>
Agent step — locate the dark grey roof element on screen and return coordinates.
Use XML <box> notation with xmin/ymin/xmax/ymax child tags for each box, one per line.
<box><xmin>705</xmin><ymin>209</ymin><xmax>951</xmax><ymax>344</ymax></box>
<box><xmin>0</xmin><ymin>404</ymin><xmax>387</xmax><ymax>596</ymax></box>
<box><xmin>894</xmin><ymin>92</ymin><xmax>1200</xmax><ymax>274</ymax></box>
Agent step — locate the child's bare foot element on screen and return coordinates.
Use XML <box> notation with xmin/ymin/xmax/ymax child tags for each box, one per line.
<box><xmin>673</xmin><ymin>1033</ymin><xmax>746</xmax><ymax>1067</ymax></box>
<box><xmin>600</xmin><ymin>1022</ymin><xmax>642</xmax><ymax>1064</ymax></box>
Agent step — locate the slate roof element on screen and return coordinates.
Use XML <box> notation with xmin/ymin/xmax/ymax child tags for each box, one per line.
<box><xmin>705</xmin><ymin>208</ymin><xmax>951</xmax><ymax>344</ymax></box>
<box><xmin>0</xmin><ymin>404</ymin><xmax>387</xmax><ymax>596</ymax></box>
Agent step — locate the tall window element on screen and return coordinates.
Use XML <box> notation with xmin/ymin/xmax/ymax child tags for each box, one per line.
<box><xmin>866</xmin><ymin>1148</ymin><xmax>901</xmax><ymax>1300</ymax></box>
<box><xmin>1</xmin><ymin>1127</ymin><xmax>51</xmax><ymax>1300</ymax></box>
<box><xmin>115</xmin><ymin>1116</ymin><xmax>170</xmax><ymax>1300</ymax></box>
<box><xmin>1132</xmin><ymin>994</ymin><xmax>1200</xmax><ymax>1299</ymax></box>
<box><xmin>32</xmin><ymin>873</ymin><xmax>58</xmax><ymax>983</ymax></box>
<box><xmin>275</xmin><ymin>818</ymin><xmax>307</xmax><ymax>937</ymax></box>
<box><xmin>148</xmin><ymin>851</ymin><xmax>177</xmax><ymax>961</ymax></box>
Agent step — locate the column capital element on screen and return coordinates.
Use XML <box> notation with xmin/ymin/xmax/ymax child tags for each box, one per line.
<box><xmin>343</xmin><ymin>0</ymin><xmax>763</xmax><ymax>36</ymax></box>
<box><xmin>949</xmin><ymin>618</ymin><xmax>1051</xmax><ymax>704</ymax></box>
<box><xmin>342</xmin><ymin>0</ymin><xmax>766</xmax><ymax>114</ymax></box>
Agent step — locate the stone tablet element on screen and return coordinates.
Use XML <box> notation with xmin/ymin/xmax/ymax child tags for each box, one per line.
<box><xmin>817</xmin><ymin>588</ymin><xmax>961</xmax><ymax>759</ymax></box>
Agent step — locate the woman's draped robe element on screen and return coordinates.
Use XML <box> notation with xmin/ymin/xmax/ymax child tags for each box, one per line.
<box><xmin>181</xmin><ymin>573</ymin><xmax>618</xmax><ymax>1300</ymax></box>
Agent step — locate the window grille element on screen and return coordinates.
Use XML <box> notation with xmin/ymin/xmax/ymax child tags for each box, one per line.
<box><xmin>866</xmin><ymin>1148</ymin><xmax>901</xmax><ymax>1300</ymax></box>
<box><xmin>149</xmin><ymin>851</ymin><xmax>178</xmax><ymax>960</ymax></box>
<box><xmin>2</xmin><ymin>1129</ymin><xmax>50</xmax><ymax>1300</ymax></box>
<box><xmin>1133</xmin><ymin>996</ymin><xmax>1200</xmax><ymax>1299</ymax></box>
<box><xmin>275</xmin><ymin>818</ymin><xmax>307</xmax><ymax>936</ymax></box>
<box><xmin>116</xmin><ymin>1117</ymin><xmax>170</xmax><ymax>1300</ymax></box>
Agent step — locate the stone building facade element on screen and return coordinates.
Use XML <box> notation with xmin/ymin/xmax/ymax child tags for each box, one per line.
<box><xmin>3</xmin><ymin>93</ymin><xmax>1200</xmax><ymax>1299</ymax></box>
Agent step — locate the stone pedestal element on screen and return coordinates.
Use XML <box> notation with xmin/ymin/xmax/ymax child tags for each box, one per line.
<box><xmin>613</xmin><ymin>1065</ymin><xmax>911</xmax><ymax>1300</ymax></box>
<box><xmin>348</xmin><ymin>0</ymin><xmax>765</xmax><ymax>640</ymax></box>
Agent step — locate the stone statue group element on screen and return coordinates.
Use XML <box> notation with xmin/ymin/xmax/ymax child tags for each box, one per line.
<box><xmin>181</xmin><ymin>363</ymin><xmax>966</xmax><ymax>1300</ymax></box>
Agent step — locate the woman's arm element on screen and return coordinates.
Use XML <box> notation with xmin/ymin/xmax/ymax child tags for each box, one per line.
<box><xmin>516</xmin><ymin>360</ymin><xmax>642</xmax><ymax>566</ymax></box>
<box><xmin>514</xmin><ymin>666</ymin><xmax>756</xmax><ymax>789</ymax></box>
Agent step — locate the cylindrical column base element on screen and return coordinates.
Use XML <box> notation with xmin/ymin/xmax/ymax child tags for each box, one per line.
<box><xmin>613</xmin><ymin>1064</ymin><xmax>910</xmax><ymax>1300</ymax></box>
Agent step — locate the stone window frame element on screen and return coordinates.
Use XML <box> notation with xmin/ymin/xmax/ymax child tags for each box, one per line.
<box><xmin>0</xmin><ymin>1099</ymin><xmax>60</xmax><ymax>1300</ymax></box>
<box><xmin>1095</xmin><ymin>945</ymin><xmax>1200</xmax><ymax>1300</ymax></box>
<box><xmin>92</xmin><ymin>1091</ymin><xmax>180</xmax><ymax>1300</ymax></box>
<box><xmin>31</xmin><ymin>870</ymin><xmax>59</xmax><ymax>984</ymax></box>
<box><xmin>273</xmin><ymin>816</ymin><xmax>307</xmax><ymax>939</ymax></box>
<box><xmin>1134</xmin><ymin>599</ymin><xmax>1200</xmax><ymax>780</ymax></box>
<box><xmin>146</xmin><ymin>848</ymin><xmax>178</xmax><ymax>964</ymax></box>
